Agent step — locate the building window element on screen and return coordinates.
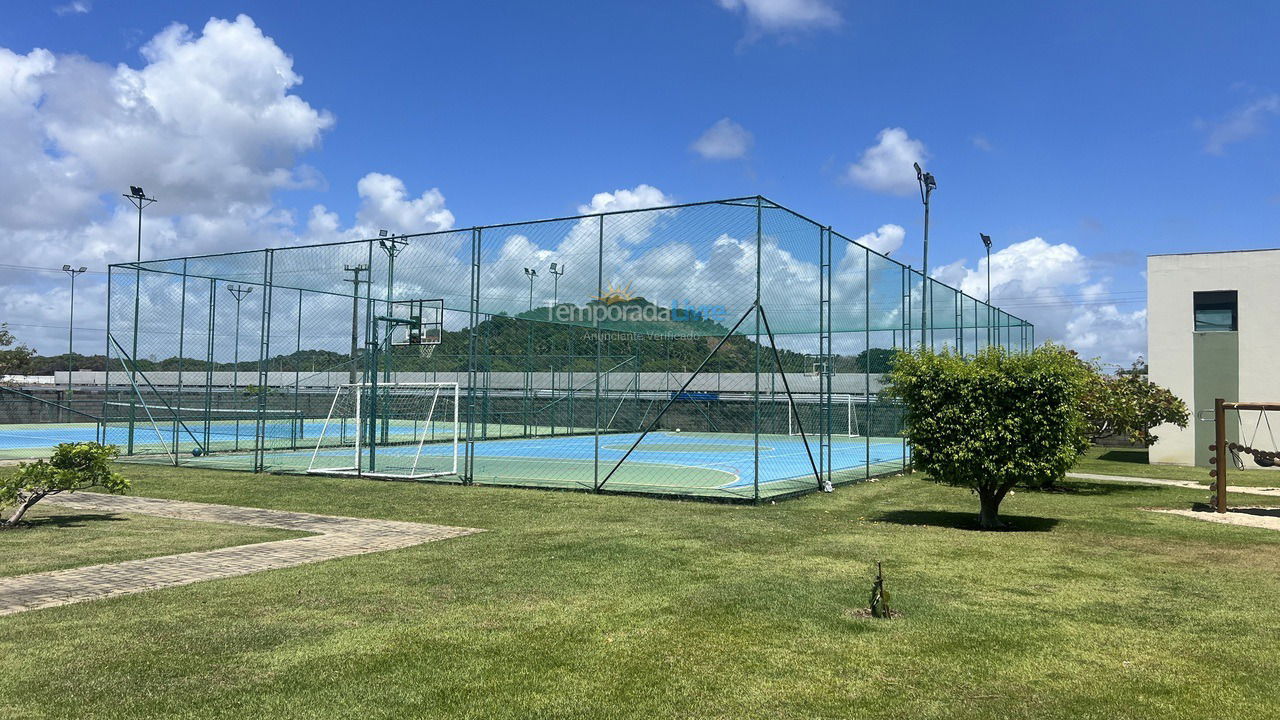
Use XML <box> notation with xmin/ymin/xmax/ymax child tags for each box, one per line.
<box><xmin>1194</xmin><ymin>290</ymin><xmax>1237</xmax><ymax>331</ymax></box>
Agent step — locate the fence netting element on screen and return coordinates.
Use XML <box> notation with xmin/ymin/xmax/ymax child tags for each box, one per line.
<box><xmin>4</xmin><ymin>196</ymin><xmax>1033</xmax><ymax>501</ymax></box>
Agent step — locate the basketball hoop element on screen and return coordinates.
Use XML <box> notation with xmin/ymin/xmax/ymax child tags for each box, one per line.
<box><xmin>388</xmin><ymin>298</ymin><xmax>444</xmax><ymax>352</ymax></box>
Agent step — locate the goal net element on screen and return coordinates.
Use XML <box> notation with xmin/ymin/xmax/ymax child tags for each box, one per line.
<box><xmin>307</xmin><ymin>382</ymin><xmax>459</xmax><ymax>479</ymax></box>
<box><xmin>787</xmin><ymin>394</ymin><xmax>859</xmax><ymax>438</ymax></box>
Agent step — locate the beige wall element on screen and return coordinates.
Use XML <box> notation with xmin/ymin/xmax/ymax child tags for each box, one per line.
<box><xmin>1147</xmin><ymin>249</ymin><xmax>1280</xmax><ymax>465</ymax></box>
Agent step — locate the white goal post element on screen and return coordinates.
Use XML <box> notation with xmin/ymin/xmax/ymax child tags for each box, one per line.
<box><xmin>306</xmin><ymin>382</ymin><xmax>459</xmax><ymax>479</ymax></box>
<box><xmin>787</xmin><ymin>393</ymin><xmax>859</xmax><ymax>438</ymax></box>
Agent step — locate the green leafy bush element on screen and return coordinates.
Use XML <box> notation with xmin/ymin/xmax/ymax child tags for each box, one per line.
<box><xmin>885</xmin><ymin>344</ymin><xmax>1090</xmax><ymax>528</ymax></box>
<box><xmin>1079</xmin><ymin>359</ymin><xmax>1188</xmax><ymax>446</ymax></box>
<box><xmin>1</xmin><ymin>442</ymin><xmax>129</xmax><ymax>528</ymax></box>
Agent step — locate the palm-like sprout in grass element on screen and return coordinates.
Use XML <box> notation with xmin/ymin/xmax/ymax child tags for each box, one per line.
<box><xmin>885</xmin><ymin>344</ymin><xmax>1091</xmax><ymax>529</ymax></box>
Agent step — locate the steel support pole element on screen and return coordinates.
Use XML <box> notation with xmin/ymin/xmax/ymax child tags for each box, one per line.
<box><xmin>593</xmin><ymin>215</ymin><xmax>603</xmax><ymax>490</ymax></box>
<box><xmin>753</xmin><ymin>197</ymin><xmax>762</xmax><ymax>502</ymax></box>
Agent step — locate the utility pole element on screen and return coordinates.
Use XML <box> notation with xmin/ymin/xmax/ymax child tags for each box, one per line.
<box><xmin>378</xmin><ymin>230</ymin><xmax>408</xmax><ymax>384</ymax></box>
<box><xmin>226</xmin><ymin>285</ymin><xmax>253</xmax><ymax>381</ymax></box>
<box><xmin>226</xmin><ymin>285</ymin><xmax>253</xmax><ymax>451</ymax></box>
<box><xmin>61</xmin><ymin>265</ymin><xmax>87</xmax><ymax>395</ymax></box>
<box><xmin>913</xmin><ymin>163</ymin><xmax>936</xmax><ymax>348</ymax></box>
<box><xmin>344</xmin><ymin>264</ymin><xmax>369</xmax><ymax>383</ymax></box>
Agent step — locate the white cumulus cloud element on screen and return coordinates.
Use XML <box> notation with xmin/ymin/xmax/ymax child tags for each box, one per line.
<box><xmin>578</xmin><ymin>184</ymin><xmax>674</xmax><ymax>215</ymax></box>
<box><xmin>691</xmin><ymin>117</ymin><xmax>754</xmax><ymax>160</ymax></box>
<box><xmin>852</xmin><ymin>224</ymin><xmax>905</xmax><ymax>256</ymax></box>
<box><xmin>0</xmin><ymin>15</ymin><xmax>456</xmax><ymax>356</ymax></box>
<box><xmin>933</xmin><ymin>237</ymin><xmax>1146</xmax><ymax>365</ymax></box>
<box><xmin>354</xmin><ymin>173</ymin><xmax>455</xmax><ymax>235</ymax></box>
<box><xmin>846</xmin><ymin>127</ymin><xmax>928</xmax><ymax>196</ymax></box>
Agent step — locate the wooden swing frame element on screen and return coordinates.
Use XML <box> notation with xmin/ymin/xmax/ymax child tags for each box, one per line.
<box><xmin>1210</xmin><ymin>398</ymin><xmax>1280</xmax><ymax>513</ymax></box>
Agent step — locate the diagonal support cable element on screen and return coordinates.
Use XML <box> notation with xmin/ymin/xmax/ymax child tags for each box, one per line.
<box><xmin>596</xmin><ymin>304</ymin><xmax>755</xmax><ymax>491</ymax></box>
<box><xmin>757</xmin><ymin>304</ymin><xmax>823</xmax><ymax>490</ymax></box>
<box><xmin>109</xmin><ymin>333</ymin><xmax>207</xmax><ymax>458</ymax></box>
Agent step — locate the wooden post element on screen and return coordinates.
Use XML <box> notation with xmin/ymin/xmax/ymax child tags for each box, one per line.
<box><xmin>1214</xmin><ymin>397</ymin><xmax>1227</xmax><ymax>513</ymax></box>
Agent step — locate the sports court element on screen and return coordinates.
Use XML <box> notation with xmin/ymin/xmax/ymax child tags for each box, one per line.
<box><xmin>1</xmin><ymin>195</ymin><xmax>1026</xmax><ymax>502</ymax></box>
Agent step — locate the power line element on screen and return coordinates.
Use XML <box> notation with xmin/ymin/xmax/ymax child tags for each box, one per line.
<box><xmin>0</xmin><ymin>263</ymin><xmax>107</xmax><ymax>275</ymax></box>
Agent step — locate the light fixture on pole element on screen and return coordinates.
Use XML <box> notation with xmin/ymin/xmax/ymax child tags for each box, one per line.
<box><xmin>123</xmin><ymin>186</ymin><xmax>156</xmax><ymax>263</ymax></box>
<box><xmin>121</xmin><ymin>185</ymin><xmax>156</xmax><ymax>456</ymax></box>
<box><xmin>523</xmin><ymin>267</ymin><xmax>538</xmax><ymax>311</ymax></box>
<box><xmin>548</xmin><ymin>262</ymin><xmax>565</xmax><ymax>308</ymax></box>
<box><xmin>914</xmin><ymin>162</ymin><xmax>936</xmax><ymax>347</ymax></box>
<box><xmin>61</xmin><ymin>265</ymin><xmax>87</xmax><ymax>394</ymax></box>
<box><xmin>980</xmin><ymin>232</ymin><xmax>993</xmax><ymax>350</ymax></box>
<box><xmin>979</xmin><ymin>233</ymin><xmax>992</xmax><ymax>303</ymax></box>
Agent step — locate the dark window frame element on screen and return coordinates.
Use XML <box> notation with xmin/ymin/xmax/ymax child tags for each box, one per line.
<box><xmin>1194</xmin><ymin>290</ymin><xmax>1238</xmax><ymax>332</ymax></box>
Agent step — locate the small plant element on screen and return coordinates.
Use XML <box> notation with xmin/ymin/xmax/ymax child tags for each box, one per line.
<box><xmin>1</xmin><ymin>442</ymin><xmax>129</xmax><ymax>528</ymax></box>
<box><xmin>869</xmin><ymin>561</ymin><xmax>893</xmax><ymax>619</ymax></box>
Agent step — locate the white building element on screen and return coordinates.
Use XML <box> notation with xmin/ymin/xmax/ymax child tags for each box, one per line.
<box><xmin>1147</xmin><ymin>249</ymin><xmax>1280</xmax><ymax>466</ymax></box>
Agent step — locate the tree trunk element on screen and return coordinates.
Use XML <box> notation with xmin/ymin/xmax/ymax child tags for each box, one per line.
<box><xmin>3</xmin><ymin>491</ymin><xmax>46</xmax><ymax>528</ymax></box>
<box><xmin>977</xmin><ymin>490</ymin><xmax>1004</xmax><ymax>530</ymax></box>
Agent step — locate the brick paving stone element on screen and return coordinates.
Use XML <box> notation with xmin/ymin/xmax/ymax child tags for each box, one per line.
<box><xmin>0</xmin><ymin>493</ymin><xmax>483</xmax><ymax>616</ymax></box>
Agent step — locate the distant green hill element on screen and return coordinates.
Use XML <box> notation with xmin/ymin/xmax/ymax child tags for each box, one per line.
<box><xmin>14</xmin><ymin>298</ymin><xmax>895</xmax><ymax>376</ymax></box>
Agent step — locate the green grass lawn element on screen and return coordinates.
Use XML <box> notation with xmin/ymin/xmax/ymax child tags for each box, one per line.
<box><xmin>2</xmin><ymin>459</ymin><xmax>1279</xmax><ymax>719</ymax></box>
<box><xmin>0</xmin><ymin>503</ymin><xmax>304</xmax><ymax>577</ymax></box>
<box><xmin>1075</xmin><ymin>446</ymin><xmax>1280</xmax><ymax>487</ymax></box>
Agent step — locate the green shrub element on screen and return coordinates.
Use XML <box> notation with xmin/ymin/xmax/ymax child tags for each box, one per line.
<box><xmin>1</xmin><ymin>442</ymin><xmax>129</xmax><ymax>528</ymax></box>
<box><xmin>1079</xmin><ymin>358</ymin><xmax>1188</xmax><ymax>446</ymax></box>
<box><xmin>885</xmin><ymin>344</ymin><xmax>1090</xmax><ymax>528</ymax></box>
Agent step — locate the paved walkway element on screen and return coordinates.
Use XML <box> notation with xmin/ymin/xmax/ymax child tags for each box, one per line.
<box><xmin>1067</xmin><ymin>472</ymin><xmax>1280</xmax><ymax>497</ymax></box>
<box><xmin>1</xmin><ymin>493</ymin><xmax>482</xmax><ymax>616</ymax></box>
<box><xmin>1151</xmin><ymin>506</ymin><xmax>1280</xmax><ymax>532</ymax></box>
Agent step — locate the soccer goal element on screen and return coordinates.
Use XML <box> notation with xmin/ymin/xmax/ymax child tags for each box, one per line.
<box><xmin>787</xmin><ymin>394</ymin><xmax>859</xmax><ymax>438</ymax></box>
<box><xmin>306</xmin><ymin>382</ymin><xmax>459</xmax><ymax>479</ymax></box>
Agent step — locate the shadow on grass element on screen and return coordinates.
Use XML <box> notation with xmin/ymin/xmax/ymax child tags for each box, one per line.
<box><xmin>1189</xmin><ymin>502</ymin><xmax>1280</xmax><ymax>518</ymax></box>
<box><xmin>873</xmin><ymin>509</ymin><xmax>1059</xmax><ymax>532</ymax></box>
<box><xmin>1054</xmin><ymin>481</ymin><xmax>1158</xmax><ymax>497</ymax></box>
<box><xmin>6</xmin><ymin>512</ymin><xmax>127</xmax><ymax>530</ymax></box>
<box><xmin>1094</xmin><ymin>449</ymin><xmax>1149</xmax><ymax>464</ymax></box>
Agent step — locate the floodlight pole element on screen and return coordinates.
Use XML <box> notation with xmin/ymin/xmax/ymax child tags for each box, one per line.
<box><xmin>914</xmin><ymin>163</ymin><xmax>936</xmax><ymax>348</ymax></box>
<box><xmin>344</xmin><ymin>264</ymin><xmax>369</xmax><ymax>383</ymax></box>
<box><xmin>980</xmin><ymin>233</ymin><xmax>992</xmax><ymax>349</ymax></box>
<box><xmin>122</xmin><ymin>186</ymin><xmax>155</xmax><ymax>456</ymax></box>
<box><xmin>548</xmin><ymin>262</ymin><xmax>564</xmax><ymax>307</ymax></box>
<box><xmin>523</xmin><ymin>267</ymin><xmax>538</xmax><ymax>311</ymax></box>
<box><xmin>61</xmin><ymin>265</ymin><xmax>87</xmax><ymax>395</ymax></box>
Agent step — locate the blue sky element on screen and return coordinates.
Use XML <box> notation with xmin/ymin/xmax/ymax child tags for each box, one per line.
<box><xmin>2</xmin><ymin>0</ymin><xmax>1278</xmax><ymax>365</ymax></box>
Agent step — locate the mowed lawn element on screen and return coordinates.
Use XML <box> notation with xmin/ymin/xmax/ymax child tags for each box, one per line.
<box><xmin>2</xmin><ymin>459</ymin><xmax>1280</xmax><ymax>720</ymax></box>
<box><xmin>1076</xmin><ymin>446</ymin><xmax>1280</xmax><ymax>487</ymax></box>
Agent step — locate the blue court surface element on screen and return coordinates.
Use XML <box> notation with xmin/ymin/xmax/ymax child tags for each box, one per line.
<box><xmin>272</xmin><ymin>430</ymin><xmax>908</xmax><ymax>499</ymax></box>
<box><xmin>1</xmin><ymin>421</ymin><xmax>908</xmax><ymax>500</ymax></box>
